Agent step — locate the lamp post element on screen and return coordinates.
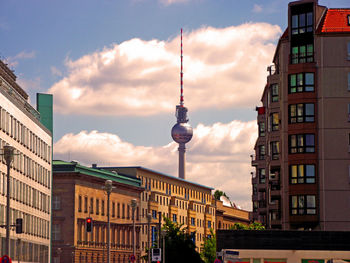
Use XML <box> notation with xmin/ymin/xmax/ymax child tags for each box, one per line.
<box><xmin>104</xmin><ymin>180</ymin><xmax>113</xmax><ymax>263</ymax></box>
<box><xmin>161</xmin><ymin>230</ymin><xmax>166</xmax><ymax>263</ymax></box>
<box><xmin>130</xmin><ymin>199</ymin><xmax>137</xmax><ymax>260</ymax></box>
<box><xmin>4</xmin><ymin>145</ymin><xmax>14</xmax><ymax>256</ymax></box>
<box><xmin>146</xmin><ymin>213</ymin><xmax>152</xmax><ymax>263</ymax></box>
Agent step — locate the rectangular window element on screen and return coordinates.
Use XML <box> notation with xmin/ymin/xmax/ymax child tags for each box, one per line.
<box><xmin>52</xmin><ymin>224</ymin><xmax>61</xmax><ymax>240</ymax></box>
<box><xmin>101</xmin><ymin>200</ymin><xmax>105</xmax><ymax>216</ymax></box>
<box><xmin>290</xmin><ymin>164</ymin><xmax>315</xmax><ymax>184</ymax></box>
<box><xmin>259</xmin><ymin>168</ymin><xmax>266</xmax><ymax>184</ymax></box>
<box><xmin>52</xmin><ymin>195</ymin><xmax>61</xmax><ymax>210</ymax></box>
<box><xmin>271</xmin><ymin>113</ymin><xmax>279</xmax><ymax>131</ymax></box>
<box><xmin>292</xmin><ymin>12</ymin><xmax>313</xmax><ymax>35</ymax></box>
<box><xmin>78</xmin><ymin>195</ymin><xmax>82</xmax><ymax>212</ymax></box>
<box><xmin>289</xmin><ymin>73</ymin><xmax>314</xmax><ymax>93</ymax></box>
<box><xmin>291</xmin><ymin>44</ymin><xmax>314</xmax><ymax>64</ymax></box>
<box><xmin>112</xmin><ymin>202</ymin><xmax>115</xmax><ymax>217</ymax></box>
<box><xmin>172</xmin><ymin>214</ymin><xmax>177</xmax><ymax>222</ymax></box>
<box><xmin>258</xmin><ymin>145</ymin><xmax>265</xmax><ymax>160</ymax></box>
<box><xmin>152</xmin><ymin>210</ymin><xmax>157</xmax><ymax>219</ymax></box>
<box><xmin>271</xmin><ymin>84</ymin><xmax>279</xmax><ymax>102</ymax></box>
<box><xmin>289</xmin><ymin>134</ymin><xmax>315</xmax><ymax>153</ymax></box>
<box><xmin>84</xmin><ymin>196</ymin><xmax>88</xmax><ymax>213</ymax></box>
<box><xmin>289</xmin><ymin>103</ymin><xmax>315</xmax><ymax>123</ymax></box>
<box><xmin>191</xmin><ymin>217</ymin><xmax>195</xmax><ymax>226</ymax></box>
<box><xmin>90</xmin><ymin>197</ymin><xmax>94</xmax><ymax>214</ymax></box>
<box><xmin>291</xmin><ymin>195</ymin><xmax>316</xmax><ymax>215</ymax></box>
<box><xmin>258</xmin><ymin>122</ymin><xmax>265</xmax><ymax>137</ymax></box>
<box><xmin>270</xmin><ymin>141</ymin><xmax>280</xmax><ymax>160</ymax></box>
<box><xmin>96</xmin><ymin>199</ymin><xmax>99</xmax><ymax>215</ymax></box>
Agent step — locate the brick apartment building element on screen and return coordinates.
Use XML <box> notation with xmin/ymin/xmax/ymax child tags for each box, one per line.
<box><xmin>251</xmin><ymin>0</ymin><xmax>350</xmax><ymax>230</ymax></box>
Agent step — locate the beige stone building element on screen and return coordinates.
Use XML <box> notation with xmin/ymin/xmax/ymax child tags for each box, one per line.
<box><xmin>0</xmin><ymin>60</ymin><xmax>52</xmax><ymax>262</ymax></box>
<box><xmin>251</xmin><ymin>0</ymin><xmax>350</xmax><ymax>230</ymax></box>
<box><xmin>215</xmin><ymin>199</ymin><xmax>250</xmax><ymax>230</ymax></box>
<box><xmin>52</xmin><ymin>160</ymin><xmax>143</xmax><ymax>263</ymax></box>
<box><xmin>96</xmin><ymin>166</ymin><xmax>216</xmax><ymax>258</ymax></box>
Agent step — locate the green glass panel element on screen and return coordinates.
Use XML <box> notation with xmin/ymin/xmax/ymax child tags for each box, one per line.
<box><xmin>290</xmin><ymin>75</ymin><xmax>296</xmax><ymax>86</ymax></box>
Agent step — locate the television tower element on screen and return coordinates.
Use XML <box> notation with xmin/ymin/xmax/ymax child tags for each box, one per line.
<box><xmin>171</xmin><ymin>28</ymin><xmax>193</xmax><ymax>180</ymax></box>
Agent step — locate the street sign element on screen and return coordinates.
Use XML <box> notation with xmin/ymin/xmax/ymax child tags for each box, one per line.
<box><xmin>0</xmin><ymin>255</ymin><xmax>12</xmax><ymax>263</ymax></box>
<box><xmin>151</xmin><ymin>248</ymin><xmax>161</xmax><ymax>262</ymax></box>
<box><xmin>214</xmin><ymin>259</ymin><xmax>222</xmax><ymax>263</ymax></box>
<box><xmin>129</xmin><ymin>254</ymin><xmax>136</xmax><ymax>262</ymax></box>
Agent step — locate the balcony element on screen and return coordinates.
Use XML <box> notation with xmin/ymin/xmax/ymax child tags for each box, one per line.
<box><xmin>250</xmin><ymin>154</ymin><xmax>258</xmax><ymax>166</ymax></box>
<box><xmin>269</xmin><ymin>200</ymin><xmax>280</xmax><ymax>211</ymax></box>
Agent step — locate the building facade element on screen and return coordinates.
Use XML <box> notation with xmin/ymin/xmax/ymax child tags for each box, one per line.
<box><xmin>95</xmin><ymin>166</ymin><xmax>216</xmax><ymax>258</ymax></box>
<box><xmin>251</xmin><ymin>0</ymin><xmax>350</xmax><ymax>230</ymax></box>
<box><xmin>52</xmin><ymin>161</ymin><xmax>143</xmax><ymax>263</ymax></box>
<box><xmin>215</xmin><ymin>199</ymin><xmax>250</xmax><ymax>230</ymax></box>
<box><xmin>0</xmin><ymin>60</ymin><xmax>52</xmax><ymax>262</ymax></box>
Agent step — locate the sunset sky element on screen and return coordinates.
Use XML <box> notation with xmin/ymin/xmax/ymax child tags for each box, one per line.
<box><xmin>1</xmin><ymin>0</ymin><xmax>349</xmax><ymax>209</ymax></box>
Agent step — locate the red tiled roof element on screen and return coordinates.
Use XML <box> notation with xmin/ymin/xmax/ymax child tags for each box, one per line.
<box><xmin>319</xmin><ymin>9</ymin><xmax>350</xmax><ymax>33</ymax></box>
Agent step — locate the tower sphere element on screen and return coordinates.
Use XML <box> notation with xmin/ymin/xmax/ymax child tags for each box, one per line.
<box><xmin>171</xmin><ymin>122</ymin><xmax>193</xmax><ymax>144</ymax></box>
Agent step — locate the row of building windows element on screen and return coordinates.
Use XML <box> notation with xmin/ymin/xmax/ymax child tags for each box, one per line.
<box><xmin>74</xmin><ymin>195</ymin><xmax>140</xmax><ymax>220</ymax></box>
<box><xmin>0</xmin><ymin>173</ymin><xmax>50</xmax><ymax>213</ymax></box>
<box><xmin>141</xmin><ymin>176</ymin><xmax>210</xmax><ymax>203</ymax></box>
<box><xmin>0</xmin><ymin>204</ymin><xmax>50</xmax><ymax>238</ymax></box>
<box><xmin>0</xmin><ymin>107</ymin><xmax>51</xmax><ymax>163</ymax></box>
<box><xmin>0</xmin><ymin>138</ymin><xmax>51</xmax><ymax>188</ymax></box>
<box><xmin>269</xmin><ymin>71</ymin><xmax>350</xmax><ymax>96</ymax></box>
<box><xmin>258</xmin><ymin>133</ymin><xmax>315</xmax><ymax>160</ymax></box>
<box><xmin>258</xmin><ymin>165</ymin><xmax>316</xmax><ymax>185</ymax></box>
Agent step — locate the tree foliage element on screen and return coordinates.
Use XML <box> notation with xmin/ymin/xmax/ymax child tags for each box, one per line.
<box><xmin>214</xmin><ymin>190</ymin><xmax>228</xmax><ymax>200</ymax></box>
<box><xmin>162</xmin><ymin>217</ymin><xmax>204</xmax><ymax>263</ymax></box>
<box><xmin>200</xmin><ymin>229</ymin><xmax>216</xmax><ymax>263</ymax></box>
<box><xmin>229</xmin><ymin>221</ymin><xmax>265</xmax><ymax>230</ymax></box>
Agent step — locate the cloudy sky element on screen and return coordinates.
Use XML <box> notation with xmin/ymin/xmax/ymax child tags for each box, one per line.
<box><xmin>1</xmin><ymin>0</ymin><xmax>349</xmax><ymax>210</ymax></box>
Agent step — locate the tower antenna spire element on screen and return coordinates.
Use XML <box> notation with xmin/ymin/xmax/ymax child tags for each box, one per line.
<box><xmin>180</xmin><ymin>28</ymin><xmax>184</xmax><ymax>106</ymax></box>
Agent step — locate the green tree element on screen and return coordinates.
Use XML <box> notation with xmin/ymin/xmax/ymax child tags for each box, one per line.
<box><xmin>162</xmin><ymin>217</ymin><xmax>204</xmax><ymax>263</ymax></box>
<box><xmin>229</xmin><ymin>221</ymin><xmax>265</xmax><ymax>230</ymax></box>
<box><xmin>200</xmin><ymin>229</ymin><xmax>216</xmax><ymax>263</ymax></box>
<box><xmin>214</xmin><ymin>190</ymin><xmax>228</xmax><ymax>200</ymax></box>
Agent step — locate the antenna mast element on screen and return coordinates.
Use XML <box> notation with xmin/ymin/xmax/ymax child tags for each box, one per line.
<box><xmin>180</xmin><ymin>28</ymin><xmax>184</xmax><ymax>106</ymax></box>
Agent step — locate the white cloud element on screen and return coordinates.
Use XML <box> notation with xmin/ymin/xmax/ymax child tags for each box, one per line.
<box><xmin>49</xmin><ymin>24</ymin><xmax>281</xmax><ymax>116</ymax></box>
<box><xmin>53</xmin><ymin>120</ymin><xmax>257</xmax><ymax>210</ymax></box>
<box><xmin>5</xmin><ymin>51</ymin><xmax>36</xmax><ymax>67</ymax></box>
<box><xmin>252</xmin><ymin>4</ymin><xmax>263</xmax><ymax>13</ymax></box>
<box><xmin>50</xmin><ymin>66</ymin><xmax>63</xmax><ymax>77</ymax></box>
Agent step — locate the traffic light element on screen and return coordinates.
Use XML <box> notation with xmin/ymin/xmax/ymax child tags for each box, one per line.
<box><xmin>86</xmin><ymin>217</ymin><xmax>92</xmax><ymax>232</ymax></box>
<box><xmin>16</xmin><ymin>218</ymin><xmax>23</xmax><ymax>234</ymax></box>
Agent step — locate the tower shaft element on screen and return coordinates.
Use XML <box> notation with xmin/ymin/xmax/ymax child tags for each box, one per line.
<box><xmin>178</xmin><ymin>143</ymin><xmax>186</xmax><ymax>179</ymax></box>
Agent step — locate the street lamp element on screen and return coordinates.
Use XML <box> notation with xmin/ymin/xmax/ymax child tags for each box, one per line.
<box><xmin>104</xmin><ymin>180</ymin><xmax>113</xmax><ymax>263</ymax></box>
<box><xmin>161</xmin><ymin>230</ymin><xmax>166</xmax><ymax>263</ymax></box>
<box><xmin>130</xmin><ymin>199</ymin><xmax>137</xmax><ymax>261</ymax></box>
<box><xmin>4</xmin><ymin>145</ymin><xmax>14</xmax><ymax>256</ymax></box>
<box><xmin>146</xmin><ymin>213</ymin><xmax>152</xmax><ymax>263</ymax></box>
